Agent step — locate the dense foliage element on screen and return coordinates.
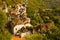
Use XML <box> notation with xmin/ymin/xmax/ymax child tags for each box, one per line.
<box><xmin>26</xmin><ymin>0</ymin><xmax>60</xmax><ymax>40</ymax></box>
<box><xmin>0</xmin><ymin>0</ymin><xmax>60</xmax><ymax>40</ymax></box>
<box><xmin>0</xmin><ymin>10</ymin><xmax>11</xmax><ymax>40</ymax></box>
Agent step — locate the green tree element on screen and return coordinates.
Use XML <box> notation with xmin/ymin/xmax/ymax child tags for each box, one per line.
<box><xmin>0</xmin><ymin>10</ymin><xmax>11</xmax><ymax>40</ymax></box>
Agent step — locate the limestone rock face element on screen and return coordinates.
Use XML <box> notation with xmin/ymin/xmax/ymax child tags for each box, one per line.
<box><xmin>7</xmin><ymin>3</ymin><xmax>32</xmax><ymax>35</ymax></box>
<box><xmin>4</xmin><ymin>3</ymin><xmax>32</xmax><ymax>37</ymax></box>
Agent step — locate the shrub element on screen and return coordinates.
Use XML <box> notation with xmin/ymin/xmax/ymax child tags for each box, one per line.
<box><xmin>0</xmin><ymin>10</ymin><xmax>11</xmax><ymax>40</ymax></box>
<box><xmin>25</xmin><ymin>33</ymin><xmax>43</xmax><ymax>40</ymax></box>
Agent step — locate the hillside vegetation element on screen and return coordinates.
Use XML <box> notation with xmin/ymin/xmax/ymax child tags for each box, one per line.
<box><xmin>0</xmin><ymin>0</ymin><xmax>60</xmax><ymax>40</ymax></box>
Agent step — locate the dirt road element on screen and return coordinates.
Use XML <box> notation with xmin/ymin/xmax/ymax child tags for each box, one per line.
<box><xmin>11</xmin><ymin>36</ymin><xmax>26</xmax><ymax>40</ymax></box>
